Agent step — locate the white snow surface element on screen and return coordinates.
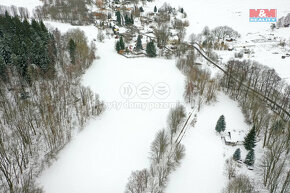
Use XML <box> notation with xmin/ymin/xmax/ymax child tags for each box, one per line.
<box><xmin>38</xmin><ymin>37</ymin><xmax>185</xmax><ymax>192</ymax></box>
<box><xmin>154</xmin><ymin>0</ymin><xmax>290</xmax><ymax>37</ymax></box>
<box><xmin>166</xmin><ymin>93</ymin><xmax>250</xmax><ymax>193</ymax></box>
<box><xmin>1</xmin><ymin>0</ymin><xmax>289</xmax><ymax>192</ymax></box>
<box><xmin>150</xmin><ymin>0</ymin><xmax>290</xmax><ymax>82</ymax></box>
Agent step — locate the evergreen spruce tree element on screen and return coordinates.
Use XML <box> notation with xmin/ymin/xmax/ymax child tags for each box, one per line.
<box><xmin>40</xmin><ymin>20</ymin><xmax>48</xmax><ymax>33</ymax></box>
<box><xmin>115</xmin><ymin>41</ymin><xmax>121</xmax><ymax>53</ymax></box>
<box><xmin>125</xmin><ymin>14</ymin><xmax>129</xmax><ymax>25</ymax></box>
<box><xmin>130</xmin><ymin>14</ymin><xmax>134</xmax><ymax>25</ymax></box>
<box><xmin>0</xmin><ymin>55</ymin><xmax>6</xmax><ymax>81</ymax></box>
<box><xmin>139</xmin><ymin>7</ymin><xmax>144</xmax><ymax>12</ymax></box>
<box><xmin>119</xmin><ymin>36</ymin><xmax>125</xmax><ymax>50</ymax></box>
<box><xmin>154</xmin><ymin>6</ymin><xmax>157</xmax><ymax>13</ymax></box>
<box><xmin>233</xmin><ymin>148</ymin><xmax>241</xmax><ymax>161</ymax></box>
<box><xmin>136</xmin><ymin>35</ymin><xmax>143</xmax><ymax>51</ymax></box>
<box><xmin>180</xmin><ymin>8</ymin><xmax>184</xmax><ymax>13</ymax></box>
<box><xmin>31</xmin><ymin>19</ymin><xmax>41</xmax><ymax>32</ymax></box>
<box><xmin>68</xmin><ymin>39</ymin><xmax>76</xmax><ymax>64</ymax></box>
<box><xmin>116</xmin><ymin>11</ymin><xmax>122</xmax><ymax>25</ymax></box>
<box><xmin>215</xmin><ymin>115</ymin><xmax>226</xmax><ymax>133</ymax></box>
<box><xmin>0</xmin><ymin>13</ymin><xmax>57</xmax><ymax>81</ymax></box>
<box><xmin>244</xmin><ymin>149</ymin><xmax>255</xmax><ymax>166</ymax></box>
<box><xmin>146</xmin><ymin>41</ymin><xmax>156</xmax><ymax>57</ymax></box>
<box><xmin>243</xmin><ymin>126</ymin><xmax>256</xmax><ymax>151</ymax></box>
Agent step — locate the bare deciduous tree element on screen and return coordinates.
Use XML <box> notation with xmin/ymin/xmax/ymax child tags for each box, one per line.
<box><xmin>223</xmin><ymin>174</ymin><xmax>254</xmax><ymax>193</ymax></box>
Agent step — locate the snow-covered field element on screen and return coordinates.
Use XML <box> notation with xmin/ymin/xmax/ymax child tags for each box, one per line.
<box><xmin>150</xmin><ymin>0</ymin><xmax>290</xmax><ymax>81</ymax></box>
<box><xmin>1</xmin><ymin>0</ymin><xmax>289</xmax><ymax>192</ymax></box>
<box><xmin>166</xmin><ymin>93</ymin><xmax>250</xmax><ymax>193</ymax></box>
<box><xmin>154</xmin><ymin>0</ymin><xmax>290</xmax><ymax>36</ymax></box>
<box><xmin>38</xmin><ymin>38</ymin><xmax>185</xmax><ymax>192</ymax></box>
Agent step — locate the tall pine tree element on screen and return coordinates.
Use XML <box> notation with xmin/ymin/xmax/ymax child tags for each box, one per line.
<box><xmin>244</xmin><ymin>149</ymin><xmax>255</xmax><ymax>166</ymax></box>
<box><xmin>125</xmin><ymin>14</ymin><xmax>129</xmax><ymax>25</ymax></box>
<box><xmin>244</xmin><ymin>126</ymin><xmax>256</xmax><ymax>150</ymax></box>
<box><xmin>154</xmin><ymin>6</ymin><xmax>157</xmax><ymax>13</ymax></box>
<box><xmin>136</xmin><ymin>35</ymin><xmax>143</xmax><ymax>51</ymax></box>
<box><xmin>130</xmin><ymin>14</ymin><xmax>134</xmax><ymax>25</ymax></box>
<box><xmin>119</xmin><ymin>36</ymin><xmax>125</xmax><ymax>50</ymax></box>
<box><xmin>146</xmin><ymin>41</ymin><xmax>156</xmax><ymax>57</ymax></box>
<box><xmin>68</xmin><ymin>39</ymin><xmax>76</xmax><ymax>64</ymax></box>
<box><xmin>215</xmin><ymin>115</ymin><xmax>226</xmax><ymax>133</ymax></box>
<box><xmin>116</xmin><ymin>11</ymin><xmax>122</xmax><ymax>26</ymax></box>
<box><xmin>115</xmin><ymin>41</ymin><xmax>121</xmax><ymax>53</ymax></box>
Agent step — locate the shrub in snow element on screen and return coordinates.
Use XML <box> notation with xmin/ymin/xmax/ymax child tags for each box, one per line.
<box><xmin>234</xmin><ymin>51</ymin><xmax>244</xmax><ymax>59</ymax></box>
<box><xmin>222</xmin><ymin>174</ymin><xmax>254</xmax><ymax>193</ymax></box>
<box><xmin>225</xmin><ymin>158</ymin><xmax>237</xmax><ymax>180</ymax></box>
<box><xmin>233</xmin><ymin>148</ymin><xmax>241</xmax><ymax>161</ymax></box>
<box><xmin>139</xmin><ymin>7</ymin><xmax>144</xmax><ymax>12</ymax></box>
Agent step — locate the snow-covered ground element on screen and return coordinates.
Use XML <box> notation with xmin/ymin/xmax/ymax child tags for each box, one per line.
<box><xmin>166</xmin><ymin>93</ymin><xmax>250</xmax><ymax>193</ymax></box>
<box><xmin>217</xmin><ymin>30</ymin><xmax>290</xmax><ymax>82</ymax></box>
<box><xmin>154</xmin><ymin>0</ymin><xmax>290</xmax><ymax>36</ymax></box>
<box><xmin>149</xmin><ymin>0</ymin><xmax>290</xmax><ymax>82</ymax></box>
<box><xmin>1</xmin><ymin>0</ymin><xmax>289</xmax><ymax>192</ymax></box>
<box><xmin>38</xmin><ymin>38</ymin><xmax>185</xmax><ymax>192</ymax></box>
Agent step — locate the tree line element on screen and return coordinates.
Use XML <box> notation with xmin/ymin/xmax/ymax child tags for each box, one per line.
<box><xmin>174</xmin><ymin>35</ymin><xmax>288</xmax><ymax>192</ymax></box>
<box><xmin>124</xmin><ymin>104</ymin><xmax>189</xmax><ymax>193</ymax></box>
<box><xmin>0</xmin><ymin>14</ymin><xmax>104</xmax><ymax>192</ymax></box>
<box><xmin>33</xmin><ymin>0</ymin><xmax>94</xmax><ymax>25</ymax></box>
<box><xmin>220</xmin><ymin>59</ymin><xmax>289</xmax><ymax>193</ymax></box>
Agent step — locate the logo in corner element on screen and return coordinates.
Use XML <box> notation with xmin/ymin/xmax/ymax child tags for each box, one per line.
<box><xmin>249</xmin><ymin>9</ymin><xmax>277</xmax><ymax>22</ymax></box>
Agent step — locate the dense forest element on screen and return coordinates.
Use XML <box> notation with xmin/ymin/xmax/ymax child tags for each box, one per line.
<box><xmin>0</xmin><ymin>12</ymin><xmax>56</xmax><ymax>82</ymax></box>
<box><xmin>0</xmin><ymin>13</ymin><xmax>104</xmax><ymax>192</ymax></box>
